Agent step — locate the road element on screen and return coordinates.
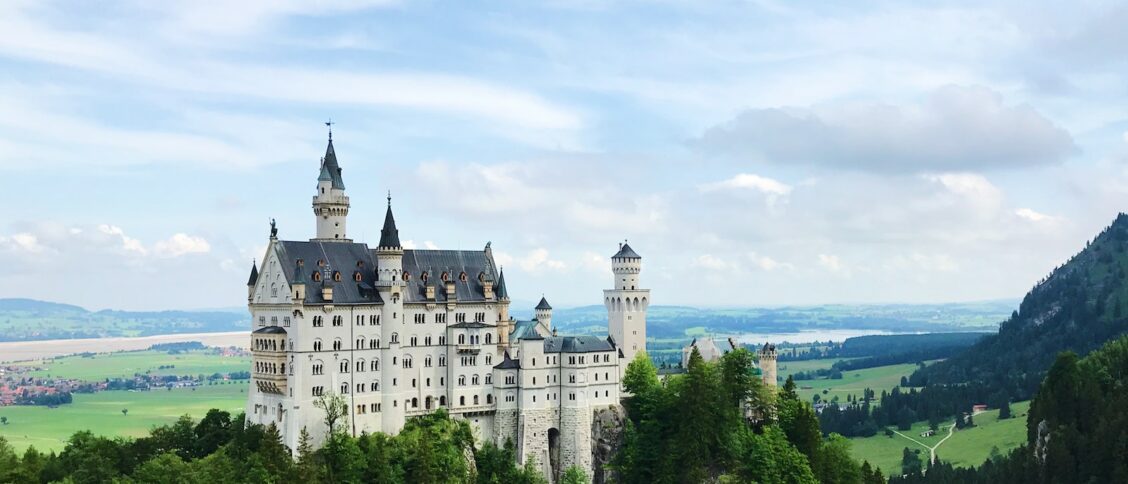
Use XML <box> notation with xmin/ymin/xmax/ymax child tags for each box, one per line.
<box><xmin>891</xmin><ymin>410</ymin><xmax>986</xmax><ymax>466</ymax></box>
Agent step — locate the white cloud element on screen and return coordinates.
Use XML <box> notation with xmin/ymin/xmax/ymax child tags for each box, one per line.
<box><xmin>818</xmin><ymin>254</ymin><xmax>844</xmax><ymax>272</ymax></box>
<box><xmin>702</xmin><ymin>173</ymin><xmax>792</xmax><ymax>196</ymax></box>
<box><xmin>97</xmin><ymin>224</ymin><xmax>148</xmax><ymax>255</ymax></box>
<box><xmin>692</xmin><ymin>254</ymin><xmax>731</xmax><ymax>271</ymax></box>
<box><xmin>694</xmin><ymin>86</ymin><xmax>1077</xmax><ymax>173</ymax></box>
<box><xmin>494</xmin><ymin>248</ymin><xmax>567</xmax><ymax>273</ymax></box>
<box><xmin>154</xmin><ymin>233</ymin><xmax>212</xmax><ymax>258</ymax></box>
<box><xmin>1014</xmin><ymin>208</ymin><xmax>1057</xmax><ymax>223</ymax></box>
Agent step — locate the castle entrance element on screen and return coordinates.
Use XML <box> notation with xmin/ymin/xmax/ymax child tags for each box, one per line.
<box><xmin>548</xmin><ymin>427</ymin><xmax>561</xmax><ymax>481</ymax></box>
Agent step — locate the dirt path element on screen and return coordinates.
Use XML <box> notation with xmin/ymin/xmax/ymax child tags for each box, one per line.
<box><xmin>891</xmin><ymin>410</ymin><xmax>986</xmax><ymax>466</ymax></box>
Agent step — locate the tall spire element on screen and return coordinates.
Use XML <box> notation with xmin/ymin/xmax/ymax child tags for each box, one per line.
<box><xmin>319</xmin><ymin>126</ymin><xmax>345</xmax><ymax>190</ymax></box>
<box><xmin>496</xmin><ymin>268</ymin><xmax>509</xmax><ymax>300</ymax></box>
<box><xmin>247</xmin><ymin>260</ymin><xmax>259</xmax><ymax>286</ymax></box>
<box><xmin>378</xmin><ymin>194</ymin><xmax>402</xmax><ymax>249</ymax></box>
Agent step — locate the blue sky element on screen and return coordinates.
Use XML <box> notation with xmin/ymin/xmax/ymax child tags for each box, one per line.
<box><xmin>2</xmin><ymin>0</ymin><xmax>1128</xmax><ymax>310</ymax></box>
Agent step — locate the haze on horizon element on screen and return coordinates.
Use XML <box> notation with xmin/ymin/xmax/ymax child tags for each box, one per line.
<box><xmin>2</xmin><ymin>1</ymin><xmax>1127</xmax><ymax>311</ymax></box>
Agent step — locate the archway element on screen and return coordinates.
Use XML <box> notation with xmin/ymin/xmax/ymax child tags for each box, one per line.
<box><xmin>548</xmin><ymin>427</ymin><xmax>561</xmax><ymax>481</ymax></box>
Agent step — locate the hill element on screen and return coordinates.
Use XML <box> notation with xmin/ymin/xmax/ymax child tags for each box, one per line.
<box><xmin>0</xmin><ymin>298</ymin><xmax>246</xmax><ymax>342</ymax></box>
<box><xmin>537</xmin><ymin>301</ymin><xmax>1011</xmax><ymax>338</ymax></box>
<box><xmin>913</xmin><ymin>214</ymin><xmax>1128</xmax><ymax>400</ymax></box>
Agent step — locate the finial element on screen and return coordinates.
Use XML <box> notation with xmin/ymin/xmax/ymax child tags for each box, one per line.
<box><xmin>387</xmin><ymin>190</ymin><xmax>392</xmax><ymax>207</ymax></box>
<box><xmin>325</xmin><ymin>118</ymin><xmax>334</xmax><ymax>141</ymax></box>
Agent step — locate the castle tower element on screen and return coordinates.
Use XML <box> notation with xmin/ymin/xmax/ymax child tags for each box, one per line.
<box><xmin>534</xmin><ymin>296</ymin><xmax>552</xmax><ymax>335</ymax></box>
<box><xmin>604</xmin><ymin>242</ymin><xmax>649</xmax><ymax>366</ymax></box>
<box><xmin>375</xmin><ymin>196</ymin><xmax>406</xmax><ymax>433</ymax></box>
<box><xmin>311</xmin><ymin>130</ymin><xmax>351</xmax><ymax>242</ymax></box>
<box><xmin>496</xmin><ymin>268</ymin><xmax>511</xmax><ymax>347</ymax></box>
<box><xmin>758</xmin><ymin>343</ymin><xmax>777</xmax><ymax>388</ymax></box>
<box><xmin>246</xmin><ymin>261</ymin><xmax>259</xmax><ymax>301</ymax></box>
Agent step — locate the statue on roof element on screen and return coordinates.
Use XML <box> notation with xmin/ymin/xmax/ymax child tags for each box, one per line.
<box><xmin>270</xmin><ymin>218</ymin><xmax>278</xmax><ymax>238</ymax></box>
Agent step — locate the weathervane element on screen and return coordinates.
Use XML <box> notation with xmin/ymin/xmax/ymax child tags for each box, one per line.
<box><xmin>325</xmin><ymin>118</ymin><xmax>334</xmax><ymax>140</ymax></box>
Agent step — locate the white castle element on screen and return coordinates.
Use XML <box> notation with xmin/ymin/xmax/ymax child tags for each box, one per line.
<box><xmin>244</xmin><ymin>133</ymin><xmax>649</xmax><ymax>480</ymax></box>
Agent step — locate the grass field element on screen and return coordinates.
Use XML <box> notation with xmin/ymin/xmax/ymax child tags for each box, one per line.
<box><xmin>848</xmin><ymin>401</ymin><xmax>1031</xmax><ymax>475</ymax></box>
<box><xmin>0</xmin><ymin>383</ymin><xmax>248</xmax><ymax>452</ymax></box>
<box><xmin>791</xmin><ymin>362</ymin><xmax>926</xmax><ymax>403</ymax></box>
<box><xmin>15</xmin><ymin>350</ymin><xmax>251</xmax><ymax>381</ymax></box>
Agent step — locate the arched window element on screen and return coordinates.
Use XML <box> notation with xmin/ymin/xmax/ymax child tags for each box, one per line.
<box><xmin>403</xmin><ymin>272</ymin><xmax>411</xmax><ymax>281</ymax></box>
<box><xmin>439</xmin><ymin>396</ymin><xmax>447</xmax><ymax>406</ymax></box>
<box><xmin>421</xmin><ymin>271</ymin><xmax>429</xmax><ymax>282</ymax></box>
<box><xmin>391</xmin><ymin>333</ymin><xmax>399</xmax><ymax>344</ymax></box>
<box><xmin>473</xmin><ymin>395</ymin><xmax>479</xmax><ymax>405</ymax></box>
<box><xmin>339</xmin><ymin>360</ymin><xmax>349</xmax><ymax>373</ymax></box>
<box><xmin>402</xmin><ymin>357</ymin><xmax>412</xmax><ymax>369</ymax></box>
<box><xmin>459</xmin><ymin>272</ymin><xmax>467</xmax><ymax>282</ymax></box>
<box><xmin>333</xmin><ymin>271</ymin><xmax>342</xmax><ymax>282</ymax></box>
<box><xmin>458</xmin><ymin>334</ymin><xmax>466</xmax><ymax>345</ymax></box>
<box><xmin>486</xmin><ymin>394</ymin><xmax>493</xmax><ymax>404</ymax></box>
<box><xmin>355</xmin><ymin>359</ymin><xmax>364</xmax><ymax>372</ymax></box>
<box><xmin>412</xmin><ymin>398</ymin><xmax>418</xmax><ymax>408</ymax></box>
<box><xmin>485</xmin><ymin>374</ymin><xmax>492</xmax><ymax>384</ymax></box>
<box><xmin>459</xmin><ymin>396</ymin><xmax>465</xmax><ymax>406</ymax></box>
<box><xmin>485</xmin><ymin>333</ymin><xmax>492</xmax><ymax>344</ymax></box>
<box><xmin>472</xmin><ymin>374</ymin><xmax>480</xmax><ymax>385</ymax></box>
<box><xmin>370</xmin><ymin>359</ymin><xmax>379</xmax><ymax>371</ymax></box>
<box><xmin>313</xmin><ymin>339</ymin><xmax>322</xmax><ymax>352</ymax></box>
<box><xmin>354</xmin><ymin>271</ymin><xmax>362</xmax><ymax>282</ymax></box>
<box><xmin>458</xmin><ymin>375</ymin><xmax>466</xmax><ymax>386</ymax></box>
<box><xmin>441</xmin><ymin>271</ymin><xmax>450</xmax><ymax>282</ymax></box>
<box><xmin>312</xmin><ymin>271</ymin><xmax>321</xmax><ymax>282</ymax></box>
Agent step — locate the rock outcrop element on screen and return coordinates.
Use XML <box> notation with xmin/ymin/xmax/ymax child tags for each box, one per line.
<box><xmin>590</xmin><ymin>405</ymin><xmax>627</xmax><ymax>484</ymax></box>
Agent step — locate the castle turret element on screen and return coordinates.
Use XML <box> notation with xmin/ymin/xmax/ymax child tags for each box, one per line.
<box><xmin>311</xmin><ymin>130</ymin><xmax>350</xmax><ymax>242</ymax></box>
<box><xmin>497</xmin><ymin>268</ymin><xmax>511</xmax><ymax>347</ymax></box>
<box><xmin>375</xmin><ymin>195</ymin><xmax>406</xmax><ymax>433</ymax></box>
<box><xmin>605</xmin><ymin>242</ymin><xmax>649</xmax><ymax>367</ymax></box>
<box><xmin>246</xmin><ymin>261</ymin><xmax>259</xmax><ymax>301</ymax></box>
<box><xmin>534</xmin><ymin>296</ymin><xmax>552</xmax><ymax>335</ymax></box>
<box><xmin>758</xmin><ymin>343</ymin><xmax>778</xmax><ymax>388</ymax></box>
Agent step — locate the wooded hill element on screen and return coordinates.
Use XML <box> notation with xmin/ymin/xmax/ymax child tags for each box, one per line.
<box><xmin>913</xmin><ymin>213</ymin><xmax>1128</xmax><ymax>401</ymax></box>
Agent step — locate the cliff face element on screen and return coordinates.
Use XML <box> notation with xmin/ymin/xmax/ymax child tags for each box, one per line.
<box><xmin>591</xmin><ymin>405</ymin><xmax>627</xmax><ymax>484</ymax></box>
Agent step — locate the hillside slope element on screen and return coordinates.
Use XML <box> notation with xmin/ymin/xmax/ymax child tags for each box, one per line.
<box><xmin>0</xmin><ymin>298</ymin><xmax>247</xmax><ymax>342</ymax></box>
<box><xmin>915</xmin><ymin>213</ymin><xmax>1128</xmax><ymax>399</ymax></box>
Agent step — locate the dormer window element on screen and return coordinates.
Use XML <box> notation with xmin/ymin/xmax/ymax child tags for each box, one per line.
<box><xmin>353</xmin><ymin>271</ymin><xmax>362</xmax><ymax>282</ymax></box>
<box><xmin>403</xmin><ymin>272</ymin><xmax>411</xmax><ymax>282</ymax></box>
<box><xmin>441</xmin><ymin>272</ymin><xmax>450</xmax><ymax>282</ymax></box>
<box><xmin>333</xmin><ymin>271</ymin><xmax>342</xmax><ymax>282</ymax></box>
<box><xmin>312</xmin><ymin>271</ymin><xmax>322</xmax><ymax>282</ymax></box>
<box><xmin>317</xmin><ymin>259</ymin><xmax>326</xmax><ymax>267</ymax></box>
<box><xmin>459</xmin><ymin>272</ymin><xmax>468</xmax><ymax>282</ymax></box>
<box><xmin>421</xmin><ymin>271</ymin><xmax>429</xmax><ymax>282</ymax></box>
<box><xmin>478</xmin><ymin>272</ymin><xmax>486</xmax><ymax>282</ymax></box>
<box><xmin>355</xmin><ymin>260</ymin><xmax>364</xmax><ymax>268</ymax></box>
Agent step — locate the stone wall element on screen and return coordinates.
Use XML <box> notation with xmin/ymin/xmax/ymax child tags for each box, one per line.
<box><xmin>590</xmin><ymin>405</ymin><xmax>626</xmax><ymax>484</ymax></box>
<box><xmin>494</xmin><ymin>409</ymin><xmax>519</xmax><ymax>447</ymax></box>
<box><xmin>560</xmin><ymin>406</ymin><xmax>594</xmax><ymax>481</ymax></box>
<box><xmin>517</xmin><ymin>408</ymin><xmax>558</xmax><ymax>480</ymax></box>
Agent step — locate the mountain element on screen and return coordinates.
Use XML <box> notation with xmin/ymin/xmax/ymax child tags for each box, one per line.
<box><xmin>914</xmin><ymin>213</ymin><xmax>1128</xmax><ymax>399</ymax></box>
<box><xmin>0</xmin><ymin>298</ymin><xmax>247</xmax><ymax>342</ymax></box>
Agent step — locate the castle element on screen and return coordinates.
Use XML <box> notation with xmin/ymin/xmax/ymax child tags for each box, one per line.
<box><xmin>243</xmin><ymin>133</ymin><xmax>648</xmax><ymax>481</ymax></box>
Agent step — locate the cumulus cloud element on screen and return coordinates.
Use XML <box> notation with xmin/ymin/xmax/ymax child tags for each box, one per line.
<box><xmin>153</xmin><ymin>233</ymin><xmax>211</xmax><ymax>258</ymax></box>
<box><xmin>694</xmin><ymin>86</ymin><xmax>1076</xmax><ymax>173</ymax></box>
<box><xmin>494</xmin><ymin>248</ymin><xmax>567</xmax><ymax>273</ymax></box>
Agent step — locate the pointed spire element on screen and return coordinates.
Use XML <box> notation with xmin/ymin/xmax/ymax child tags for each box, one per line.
<box><xmin>496</xmin><ymin>268</ymin><xmax>509</xmax><ymax>300</ymax></box>
<box><xmin>612</xmin><ymin>241</ymin><xmax>641</xmax><ymax>259</ymax></box>
<box><xmin>378</xmin><ymin>194</ymin><xmax>402</xmax><ymax>249</ymax></box>
<box><xmin>319</xmin><ymin>127</ymin><xmax>345</xmax><ymax>190</ymax></box>
<box><xmin>536</xmin><ymin>296</ymin><xmax>552</xmax><ymax>310</ymax></box>
<box><xmin>247</xmin><ymin>260</ymin><xmax>259</xmax><ymax>286</ymax></box>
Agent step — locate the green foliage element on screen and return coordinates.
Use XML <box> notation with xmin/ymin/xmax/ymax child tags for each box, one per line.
<box><xmin>313</xmin><ymin>391</ymin><xmax>349</xmax><ymax>435</ymax></box>
<box><xmin>622</xmin><ymin>351</ymin><xmax>660</xmax><ymax>395</ymax></box>
<box><xmin>561</xmin><ymin>465</ymin><xmax>590</xmax><ymax>484</ymax></box>
<box><xmin>614</xmin><ymin>346</ymin><xmax>825</xmax><ymax>483</ymax></box>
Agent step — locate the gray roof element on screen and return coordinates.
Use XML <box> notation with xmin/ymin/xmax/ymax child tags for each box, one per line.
<box><xmin>613</xmin><ymin>243</ymin><xmax>641</xmax><ymax>260</ymax></box>
<box><xmin>253</xmin><ymin>326</ymin><xmax>287</xmax><ymax>334</ymax></box>
<box><xmin>544</xmin><ymin>335</ymin><xmax>616</xmax><ymax>353</ymax></box>
<box><xmin>494</xmin><ymin>352</ymin><xmax>520</xmax><ymax>370</ymax></box>
<box><xmin>535</xmin><ymin>297</ymin><xmax>552</xmax><ymax>310</ymax></box>
<box><xmin>510</xmin><ymin>320</ymin><xmax>540</xmax><ymax>341</ymax></box>
<box><xmin>448</xmin><ymin>321</ymin><xmax>494</xmax><ymax>329</ymax></box>
<box><xmin>247</xmin><ymin>262</ymin><xmax>259</xmax><ymax>286</ymax></box>
<box><xmin>401</xmin><ymin>249</ymin><xmax>498</xmax><ymax>304</ymax></box>
<box><xmin>496</xmin><ymin>269</ymin><xmax>509</xmax><ymax>300</ymax></box>
<box><xmin>274</xmin><ymin>240</ymin><xmax>382</xmax><ymax>305</ymax></box>
<box><xmin>320</xmin><ymin>138</ymin><xmax>345</xmax><ymax>190</ymax></box>
<box><xmin>378</xmin><ymin>205</ymin><xmax>401</xmax><ymax>249</ymax></box>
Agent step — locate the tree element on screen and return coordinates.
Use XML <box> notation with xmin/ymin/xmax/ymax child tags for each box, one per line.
<box><xmin>313</xmin><ymin>391</ymin><xmax>349</xmax><ymax>435</ymax></box>
<box><xmin>561</xmin><ymin>465</ymin><xmax>590</xmax><ymax>484</ymax></box>
<box><xmin>622</xmin><ymin>351</ymin><xmax>659</xmax><ymax>395</ymax></box>
<box><xmin>901</xmin><ymin>447</ymin><xmax>923</xmax><ymax>476</ymax></box>
<box><xmin>998</xmin><ymin>400</ymin><xmax>1012</xmax><ymax>419</ymax></box>
<box><xmin>122</xmin><ymin>408</ymin><xmax>129</xmax><ymax>416</ymax></box>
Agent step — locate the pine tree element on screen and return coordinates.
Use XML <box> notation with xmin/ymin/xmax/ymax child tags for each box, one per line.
<box><xmin>998</xmin><ymin>400</ymin><xmax>1012</xmax><ymax>419</ymax></box>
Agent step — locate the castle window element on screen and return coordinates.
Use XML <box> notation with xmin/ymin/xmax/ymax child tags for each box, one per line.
<box><xmin>370</xmin><ymin>339</ymin><xmax>379</xmax><ymax>349</ymax></box>
<box><xmin>485</xmin><ymin>355</ymin><xmax>492</xmax><ymax>365</ymax></box>
<box><xmin>391</xmin><ymin>333</ymin><xmax>399</xmax><ymax>344</ymax></box>
<box><xmin>439</xmin><ymin>356</ymin><xmax>447</xmax><ymax>367</ymax></box>
<box><xmin>485</xmin><ymin>374</ymin><xmax>492</xmax><ymax>384</ymax></box>
<box><xmin>333</xmin><ymin>339</ymin><xmax>342</xmax><ymax>351</ymax></box>
<box><xmin>425</xmin><ymin>336</ymin><xmax>432</xmax><ymax>346</ymax></box>
<box><xmin>356</xmin><ymin>359</ymin><xmax>364</xmax><ymax>372</ymax></box>
<box><xmin>425</xmin><ymin>356</ymin><xmax>432</xmax><ymax>367</ymax></box>
<box><xmin>354</xmin><ymin>271</ymin><xmax>362</xmax><ymax>282</ymax></box>
<box><xmin>318</xmin><ymin>259</ymin><xmax>326</xmax><ymax>267</ymax></box>
<box><xmin>440</xmin><ymin>396</ymin><xmax>447</xmax><ymax>406</ymax></box>
<box><xmin>472</xmin><ymin>374</ymin><xmax>480</xmax><ymax>385</ymax></box>
<box><xmin>339</xmin><ymin>360</ymin><xmax>349</xmax><ymax>373</ymax></box>
<box><xmin>410</xmin><ymin>336</ymin><xmax>418</xmax><ymax>346</ymax></box>
<box><xmin>421</xmin><ymin>271</ymin><xmax>429</xmax><ymax>282</ymax></box>
<box><xmin>403</xmin><ymin>272</ymin><xmax>411</xmax><ymax>282</ymax></box>
<box><xmin>412</xmin><ymin>398</ymin><xmax>418</xmax><ymax>408</ymax></box>
<box><xmin>356</xmin><ymin>383</ymin><xmax>363</xmax><ymax>393</ymax></box>
<box><xmin>370</xmin><ymin>381</ymin><xmax>379</xmax><ymax>391</ymax></box>
<box><xmin>259</xmin><ymin>316</ymin><xmax>265</xmax><ymax>327</ymax></box>
<box><xmin>478</xmin><ymin>272</ymin><xmax>486</xmax><ymax>282</ymax></box>
<box><xmin>403</xmin><ymin>357</ymin><xmax>412</xmax><ymax>369</ymax></box>
<box><xmin>312</xmin><ymin>386</ymin><xmax>323</xmax><ymax>396</ymax></box>
<box><xmin>458</xmin><ymin>375</ymin><xmax>466</xmax><ymax>386</ymax></box>
<box><xmin>485</xmin><ymin>333</ymin><xmax>492</xmax><ymax>345</ymax></box>
<box><xmin>441</xmin><ymin>271</ymin><xmax>449</xmax><ymax>282</ymax></box>
<box><xmin>283</xmin><ymin>316</ymin><xmax>290</xmax><ymax>327</ymax></box>
<box><xmin>459</xmin><ymin>396</ymin><xmax>465</xmax><ymax>406</ymax></box>
<box><xmin>371</xmin><ymin>359</ymin><xmax>379</xmax><ymax>371</ymax></box>
<box><xmin>341</xmin><ymin>383</ymin><xmax>348</xmax><ymax>394</ymax></box>
<box><xmin>312</xmin><ymin>271</ymin><xmax>321</xmax><ymax>282</ymax></box>
<box><xmin>473</xmin><ymin>395</ymin><xmax>479</xmax><ymax>405</ymax></box>
<box><xmin>333</xmin><ymin>271</ymin><xmax>342</xmax><ymax>282</ymax></box>
<box><xmin>313</xmin><ymin>339</ymin><xmax>323</xmax><ymax>352</ymax></box>
<box><xmin>458</xmin><ymin>334</ymin><xmax>465</xmax><ymax>345</ymax></box>
<box><xmin>486</xmin><ymin>394</ymin><xmax>493</xmax><ymax>404</ymax></box>
<box><xmin>459</xmin><ymin>272</ymin><xmax>467</xmax><ymax>282</ymax></box>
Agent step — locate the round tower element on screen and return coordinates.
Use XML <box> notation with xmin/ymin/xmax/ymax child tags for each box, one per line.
<box><xmin>375</xmin><ymin>196</ymin><xmax>406</xmax><ymax>433</ymax></box>
<box><xmin>311</xmin><ymin>130</ymin><xmax>351</xmax><ymax>242</ymax></box>
<box><xmin>534</xmin><ymin>296</ymin><xmax>552</xmax><ymax>335</ymax></box>
<box><xmin>604</xmin><ymin>241</ymin><xmax>649</xmax><ymax>368</ymax></box>
<box><xmin>758</xmin><ymin>343</ymin><xmax>778</xmax><ymax>388</ymax></box>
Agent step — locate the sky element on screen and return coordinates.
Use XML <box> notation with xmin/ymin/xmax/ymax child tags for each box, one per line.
<box><xmin>2</xmin><ymin>0</ymin><xmax>1128</xmax><ymax>311</ymax></box>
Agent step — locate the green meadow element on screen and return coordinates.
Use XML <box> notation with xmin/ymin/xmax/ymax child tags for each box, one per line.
<box><xmin>848</xmin><ymin>401</ymin><xmax>1031</xmax><ymax>475</ymax></box>
<box><xmin>787</xmin><ymin>361</ymin><xmax>926</xmax><ymax>404</ymax></box>
<box><xmin>0</xmin><ymin>383</ymin><xmax>248</xmax><ymax>453</ymax></box>
<box><xmin>15</xmin><ymin>350</ymin><xmax>251</xmax><ymax>381</ymax></box>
